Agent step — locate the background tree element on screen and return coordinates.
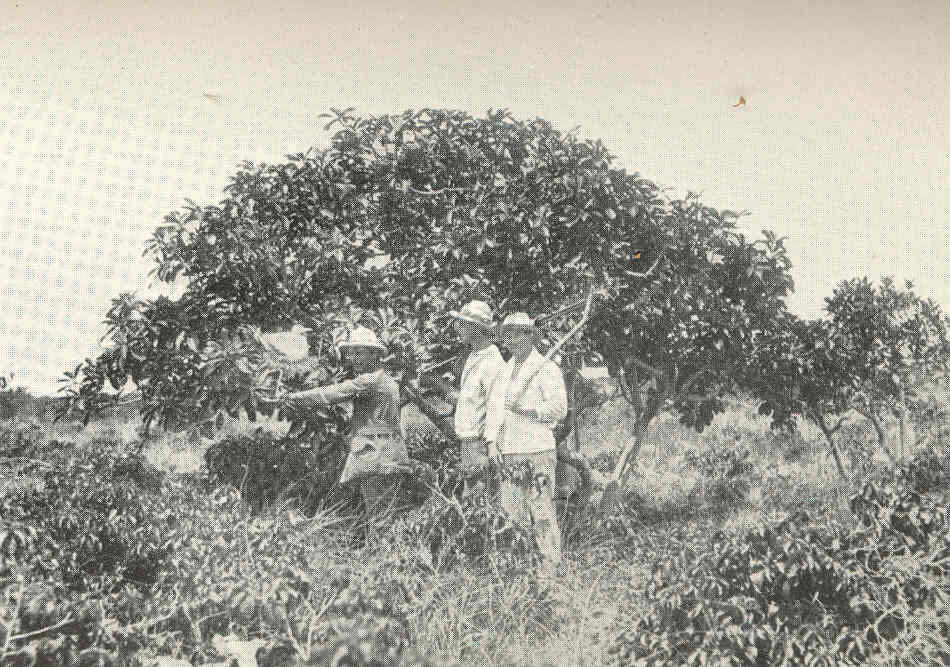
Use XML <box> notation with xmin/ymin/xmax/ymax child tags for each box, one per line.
<box><xmin>743</xmin><ymin>313</ymin><xmax>857</xmax><ymax>478</ymax></box>
<box><xmin>824</xmin><ymin>277</ymin><xmax>950</xmax><ymax>457</ymax></box>
<box><xmin>63</xmin><ymin>108</ymin><xmax>794</xmax><ymax>504</ymax></box>
<box><xmin>748</xmin><ymin>277</ymin><xmax>950</xmax><ymax>480</ymax></box>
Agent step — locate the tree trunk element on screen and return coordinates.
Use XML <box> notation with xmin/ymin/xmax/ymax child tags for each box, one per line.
<box><xmin>819</xmin><ymin>423</ymin><xmax>848</xmax><ymax>481</ymax></box>
<box><xmin>868</xmin><ymin>413</ymin><xmax>888</xmax><ymax>455</ymax></box>
<box><xmin>599</xmin><ymin>411</ymin><xmax>654</xmax><ymax>514</ymax></box>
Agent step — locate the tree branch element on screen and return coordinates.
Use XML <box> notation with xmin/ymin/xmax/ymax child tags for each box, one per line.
<box><xmin>7</xmin><ymin>615</ymin><xmax>76</xmax><ymax>644</ymax></box>
<box><xmin>829</xmin><ymin>414</ymin><xmax>850</xmax><ymax>435</ymax></box>
<box><xmin>623</xmin><ymin>253</ymin><xmax>665</xmax><ymax>279</ymax></box>
<box><xmin>409</xmin><ymin>185</ymin><xmax>480</xmax><ymax>196</ymax></box>
<box><xmin>672</xmin><ymin>367</ymin><xmax>709</xmax><ymax>405</ymax></box>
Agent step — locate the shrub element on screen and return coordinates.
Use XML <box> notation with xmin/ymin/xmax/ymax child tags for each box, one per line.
<box><xmin>0</xmin><ymin>443</ymin><xmax>175</xmax><ymax>590</ymax></box>
<box><xmin>683</xmin><ymin>436</ymin><xmax>756</xmax><ymax>508</ymax></box>
<box><xmin>898</xmin><ymin>444</ymin><xmax>950</xmax><ymax>494</ymax></box>
<box><xmin>612</xmin><ymin>478</ymin><xmax>950</xmax><ymax>666</ymax></box>
<box><xmin>204</xmin><ymin>429</ymin><xmax>351</xmax><ymax>514</ymax></box>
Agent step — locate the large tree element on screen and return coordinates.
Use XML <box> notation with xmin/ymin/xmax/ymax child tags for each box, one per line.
<box><xmin>63</xmin><ymin>108</ymin><xmax>794</xmax><ymax>502</ymax></box>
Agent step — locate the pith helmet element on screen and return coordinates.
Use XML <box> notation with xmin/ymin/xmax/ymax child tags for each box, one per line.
<box><xmin>449</xmin><ymin>300</ymin><xmax>496</xmax><ymax>329</ymax></box>
<box><xmin>338</xmin><ymin>326</ymin><xmax>387</xmax><ymax>353</ymax></box>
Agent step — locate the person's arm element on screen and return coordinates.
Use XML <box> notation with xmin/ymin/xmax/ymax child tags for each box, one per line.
<box><xmin>483</xmin><ymin>356</ymin><xmax>510</xmax><ymax>452</ymax></box>
<box><xmin>285</xmin><ymin>372</ymin><xmax>377</xmax><ymax>406</ymax></box>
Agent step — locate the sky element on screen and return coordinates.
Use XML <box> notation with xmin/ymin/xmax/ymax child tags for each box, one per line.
<box><xmin>1</xmin><ymin>0</ymin><xmax>948</xmax><ymax>395</ymax></box>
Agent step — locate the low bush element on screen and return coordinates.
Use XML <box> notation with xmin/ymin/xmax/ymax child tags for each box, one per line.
<box><xmin>204</xmin><ymin>429</ymin><xmax>350</xmax><ymax>514</ymax></box>
<box><xmin>612</xmin><ymin>476</ymin><xmax>950</xmax><ymax>666</ymax></box>
<box><xmin>898</xmin><ymin>443</ymin><xmax>950</xmax><ymax>494</ymax></box>
<box><xmin>1</xmin><ymin>442</ymin><xmax>173</xmax><ymax>590</ymax></box>
<box><xmin>683</xmin><ymin>436</ymin><xmax>756</xmax><ymax>508</ymax></box>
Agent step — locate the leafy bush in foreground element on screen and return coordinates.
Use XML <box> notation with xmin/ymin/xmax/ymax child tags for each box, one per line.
<box><xmin>0</xmin><ymin>419</ymin><xmax>450</xmax><ymax>665</ymax></box>
<box><xmin>613</xmin><ymin>466</ymin><xmax>950</xmax><ymax>666</ymax></box>
<box><xmin>1</xmin><ymin>443</ymin><xmax>173</xmax><ymax>590</ymax></box>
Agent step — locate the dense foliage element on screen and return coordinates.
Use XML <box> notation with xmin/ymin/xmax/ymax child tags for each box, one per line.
<box><xmin>0</xmin><ymin>419</ymin><xmax>444</xmax><ymax>666</ymax></box>
<box><xmin>61</xmin><ymin>108</ymin><xmax>795</xmax><ymax>501</ymax></box>
<box><xmin>747</xmin><ymin>278</ymin><xmax>950</xmax><ymax>478</ymax></box>
<box><xmin>613</xmin><ymin>447</ymin><xmax>950</xmax><ymax>666</ymax></box>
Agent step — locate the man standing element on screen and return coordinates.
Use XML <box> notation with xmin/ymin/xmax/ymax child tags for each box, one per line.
<box><xmin>280</xmin><ymin>326</ymin><xmax>411</xmax><ymax>517</ymax></box>
<box><xmin>488</xmin><ymin>312</ymin><xmax>568</xmax><ymax>573</ymax></box>
<box><xmin>449</xmin><ymin>300</ymin><xmax>507</xmax><ymax>478</ymax></box>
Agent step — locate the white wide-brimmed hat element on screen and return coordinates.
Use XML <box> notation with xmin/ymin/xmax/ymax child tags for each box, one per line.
<box><xmin>449</xmin><ymin>300</ymin><xmax>496</xmax><ymax>329</ymax></box>
<box><xmin>337</xmin><ymin>326</ymin><xmax>387</xmax><ymax>353</ymax></box>
<box><xmin>501</xmin><ymin>312</ymin><xmax>536</xmax><ymax>331</ymax></box>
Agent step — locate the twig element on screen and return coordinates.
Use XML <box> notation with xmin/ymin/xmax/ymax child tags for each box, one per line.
<box><xmin>534</xmin><ymin>297</ymin><xmax>588</xmax><ymax>325</ymax></box>
<box><xmin>120</xmin><ymin>607</ymin><xmax>179</xmax><ymax>633</ymax></box>
<box><xmin>419</xmin><ymin>356</ymin><xmax>458</xmax><ymax>375</ymax></box>
<box><xmin>409</xmin><ymin>185</ymin><xmax>479</xmax><ymax>196</ymax></box>
<box><xmin>623</xmin><ymin>253</ymin><xmax>665</xmax><ymax>280</ymax></box>
<box><xmin>7</xmin><ymin>615</ymin><xmax>76</xmax><ymax>643</ymax></box>
<box><xmin>628</xmin><ymin>357</ymin><xmax>661</xmax><ymax>378</ymax></box>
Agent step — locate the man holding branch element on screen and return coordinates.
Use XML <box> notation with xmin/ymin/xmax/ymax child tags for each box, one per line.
<box><xmin>488</xmin><ymin>312</ymin><xmax>568</xmax><ymax>573</ymax></box>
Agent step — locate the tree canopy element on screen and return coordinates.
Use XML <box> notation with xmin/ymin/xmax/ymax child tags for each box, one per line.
<box><xmin>64</xmin><ymin>108</ymin><xmax>795</xmax><ymax>490</ymax></box>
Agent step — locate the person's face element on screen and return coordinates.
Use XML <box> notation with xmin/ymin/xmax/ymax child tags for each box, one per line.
<box><xmin>505</xmin><ymin>328</ymin><xmax>535</xmax><ymax>359</ymax></box>
<box><xmin>349</xmin><ymin>347</ymin><xmax>380</xmax><ymax>373</ymax></box>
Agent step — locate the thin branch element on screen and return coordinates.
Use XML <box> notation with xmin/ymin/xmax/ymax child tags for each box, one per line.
<box><xmin>409</xmin><ymin>185</ymin><xmax>480</xmax><ymax>196</ymax></box>
<box><xmin>672</xmin><ymin>367</ymin><xmax>710</xmax><ymax>405</ymax></box>
<box><xmin>680</xmin><ymin>392</ymin><xmax>719</xmax><ymax>404</ymax></box>
<box><xmin>7</xmin><ymin>615</ymin><xmax>76</xmax><ymax>643</ymax></box>
<box><xmin>623</xmin><ymin>253</ymin><xmax>665</xmax><ymax>280</ymax></box>
<box><xmin>829</xmin><ymin>414</ymin><xmax>850</xmax><ymax>435</ymax></box>
<box><xmin>0</xmin><ymin>457</ymin><xmax>54</xmax><ymax>468</ymax></box>
<box><xmin>534</xmin><ymin>297</ymin><xmax>588</xmax><ymax>325</ymax></box>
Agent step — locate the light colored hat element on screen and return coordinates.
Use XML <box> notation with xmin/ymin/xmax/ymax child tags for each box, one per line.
<box><xmin>337</xmin><ymin>326</ymin><xmax>387</xmax><ymax>353</ymax></box>
<box><xmin>449</xmin><ymin>300</ymin><xmax>496</xmax><ymax>328</ymax></box>
<box><xmin>501</xmin><ymin>312</ymin><xmax>536</xmax><ymax>331</ymax></box>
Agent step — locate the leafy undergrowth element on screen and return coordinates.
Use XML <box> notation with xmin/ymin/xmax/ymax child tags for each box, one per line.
<box><xmin>3</xmin><ymin>414</ymin><xmax>950</xmax><ymax>666</ymax></box>
<box><xmin>0</xmin><ymin>420</ymin><xmax>626</xmax><ymax>666</ymax></box>
<box><xmin>610</xmin><ymin>444</ymin><xmax>950</xmax><ymax>666</ymax></box>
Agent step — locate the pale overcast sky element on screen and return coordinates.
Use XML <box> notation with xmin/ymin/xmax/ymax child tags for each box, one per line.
<box><xmin>1</xmin><ymin>0</ymin><xmax>948</xmax><ymax>394</ymax></box>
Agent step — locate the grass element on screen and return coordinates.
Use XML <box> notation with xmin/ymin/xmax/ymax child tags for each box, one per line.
<box><xmin>3</xmin><ymin>391</ymin><xmax>949</xmax><ymax>666</ymax></box>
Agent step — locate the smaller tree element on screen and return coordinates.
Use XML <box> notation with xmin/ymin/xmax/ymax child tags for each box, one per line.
<box><xmin>749</xmin><ymin>277</ymin><xmax>950</xmax><ymax>480</ymax></box>
<box><xmin>824</xmin><ymin>277</ymin><xmax>950</xmax><ymax>459</ymax></box>
<box><xmin>744</xmin><ymin>313</ymin><xmax>855</xmax><ymax>478</ymax></box>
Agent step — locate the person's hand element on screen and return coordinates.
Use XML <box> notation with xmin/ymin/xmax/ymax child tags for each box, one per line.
<box><xmin>504</xmin><ymin>395</ymin><xmax>519</xmax><ymax>413</ymax></box>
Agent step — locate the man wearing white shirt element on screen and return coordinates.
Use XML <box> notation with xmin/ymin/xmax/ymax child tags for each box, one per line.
<box><xmin>449</xmin><ymin>300</ymin><xmax>508</xmax><ymax>476</ymax></box>
<box><xmin>487</xmin><ymin>312</ymin><xmax>568</xmax><ymax>572</ymax></box>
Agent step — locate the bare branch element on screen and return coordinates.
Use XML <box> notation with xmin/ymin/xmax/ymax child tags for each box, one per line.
<box><xmin>829</xmin><ymin>415</ymin><xmax>850</xmax><ymax>435</ymax></box>
<box><xmin>409</xmin><ymin>185</ymin><xmax>480</xmax><ymax>196</ymax></box>
<box><xmin>623</xmin><ymin>253</ymin><xmax>665</xmax><ymax>279</ymax></box>
<box><xmin>8</xmin><ymin>615</ymin><xmax>76</xmax><ymax>643</ymax></box>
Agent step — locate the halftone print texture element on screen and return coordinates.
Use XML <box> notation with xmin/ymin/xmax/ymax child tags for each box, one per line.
<box><xmin>1</xmin><ymin>3</ymin><xmax>949</xmax><ymax>666</ymax></box>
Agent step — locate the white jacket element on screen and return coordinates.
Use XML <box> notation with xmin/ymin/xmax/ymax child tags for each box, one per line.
<box><xmin>486</xmin><ymin>348</ymin><xmax>568</xmax><ymax>455</ymax></box>
<box><xmin>454</xmin><ymin>344</ymin><xmax>508</xmax><ymax>441</ymax></box>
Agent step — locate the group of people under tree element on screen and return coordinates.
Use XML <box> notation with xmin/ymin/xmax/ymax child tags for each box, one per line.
<box><xmin>266</xmin><ymin>300</ymin><xmax>569</xmax><ymax>574</ymax></box>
